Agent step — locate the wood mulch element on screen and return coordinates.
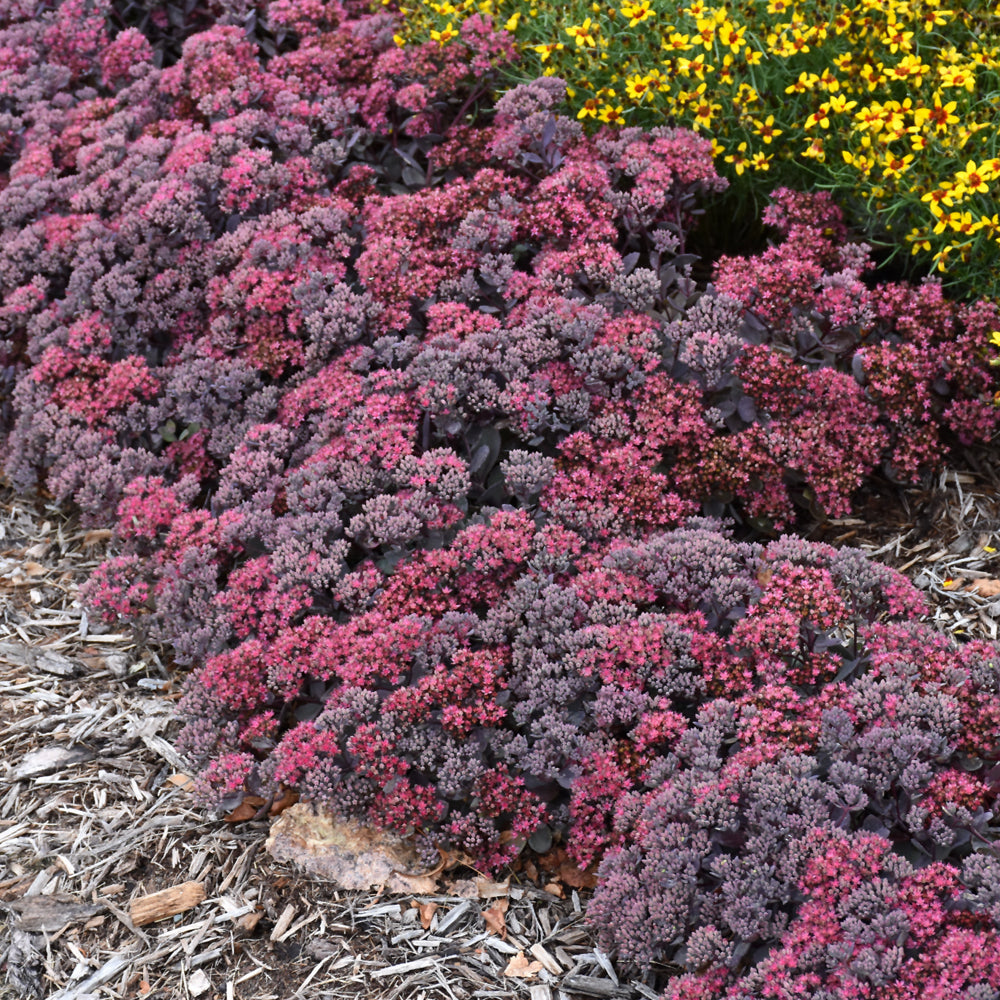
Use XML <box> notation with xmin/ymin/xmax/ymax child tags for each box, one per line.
<box><xmin>1</xmin><ymin>456</ymin><xmax>999</xmax><ymax>999</ymax></box>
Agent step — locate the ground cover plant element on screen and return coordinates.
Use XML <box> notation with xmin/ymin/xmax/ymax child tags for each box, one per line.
<box><xmin>3</xmin><ymin>0</ymin><xmax>1000</xmax><ymax>997</ymax></box>
<box><xmin>391</xmin><ymin>0</ymin><xmax>1000</xmax><ymax>300</ymax></box>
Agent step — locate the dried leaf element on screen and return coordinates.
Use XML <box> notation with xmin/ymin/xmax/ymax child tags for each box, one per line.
<box><xmin>446</xmin><ymin>879</ymin><xmax>480</xmax><ymax>898</ymax></box>
<box><xmin>83</xmin><ymin>529</ymin><xmax>113</xmax><ymax>546</ymax></box>
<box><xmin>224</xmin><ymin>796</ymin><xmax>266</xmax><ymax>823</ymax></box>
<box><xmin>483</xmin><ymin>901</ymin><xmax>508</xmax><ymax>938</ymax></box>
<box><xmin>557</xmin><ymin>860</ymin><xmax>598</xmax><ymax>890</ymax></box>
<box><xmin>269</xmin><ymin>787</ymin><xmax>299</xmax><ymax>816</ymax></box>
<box><xmin>416</xmin><ymin>901</ymin><xmax>438</xmax><ymax>930</ymax></box>
<box><xmin>504</xmin><ymin>951</ymin><xmax>544</xmax><ymax>979</ymax></box>
<box><xmin>20</xmin><ymin>561</ymin><xmax>46</xmax><ymax>577</ymax></box>
<box><xmin>477</xmin><ymin>878</ymin><xmax>510</xmax><ymax>898</ymax></box>
<box><xmin>543</xmin><ymin>882</ymin><xmax>565</xmax><ymax>898</ymax></box>
<box><xmin>967</xmin><ymin>578</ymin><xmax>1000</xmax><ymax>597</ymax></box>
<box><xmin>238</xmin><ymin>909</ymin><xmax>263</xmax><ymax>933</ymax></box>
<box><xmin>138</xmin><ymin>981</ymin><xmax>152</xmax><ymax>996</ymax></box>
<box><xmin>166</xmin><ymin>773</ymin><xmax>195</xmax><ymax>790</ymax></box>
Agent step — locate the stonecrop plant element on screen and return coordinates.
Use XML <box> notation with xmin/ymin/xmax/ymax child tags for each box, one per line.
<box><xmin>3</xmin><ymin>0</ymin><xmax>1000</xmax><ymax>997</ymax></box>
<box><xmin>388</xmin><ymin>0</ymin><xmax>1000</xmax><ymax>300</ymax></box>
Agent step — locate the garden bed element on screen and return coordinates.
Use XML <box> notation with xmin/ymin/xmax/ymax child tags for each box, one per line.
<box><xmin>3</xmin><ymin>1</ymin><xmax>1000</xmax><ymax>997</ymax></box>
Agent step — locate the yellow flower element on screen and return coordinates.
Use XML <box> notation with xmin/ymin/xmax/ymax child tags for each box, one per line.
<box><xmin>662</xmin><ymin>31</ymin><xmax>693</xmax><ymax>52</ymax></box>
<box><xmin>842</xmin><ymin>149</ymin><xmax>874</xmax><ymax>172</ymax></box>
<box><xmin>430</xmin><ymin>22</ymin><xmax>457</xmax><ymax>45</ymax></box>
<box><xmin>785</xmin><ymin>71</ymin><xmax>819</xmax><ymax>94</ymax></box>
<box><xmin>826</xmin><ymin>94</ymin><xmax>857</xmax><ymax>114</ymax></box>
<box><xmin>676</xmin><ymin>53</ymin><xmax>713</xmax><ymax>79</ymax></box>
<box><xmin>919</xmin><ymin>7</ymin><xmax>952</xmax><ymax>29</ymax></box>
<box><xmin>804</xmin><ymin>103</ymin><xmax>832</xmax><ymax>129</ymax></box>
<box><xmin>925</xmin><ymin>97</ymin><xmax>959</xmax><ymax>132</ymax></box>
<box><xmin>725</xmin><ymin>141</ymin><xmax>750</xmax><ymax>175</ymax></box>
<box><xmin>750</xmin><ymin>114</ymin><xmax>782</xmax><ymax>143</ymax></box>
<box><xmin>577</xmin><ymin>97</ymin><xmax>601</xmax><ymax>120</ymax></box>
<box><xmin>884</xmin><ymin>26</ymin><xmax>914</xmax><ymax>54</ymax></box>
<box><xmin>620</xmin><ymin>0</ymin><xmax>654</xmax><ymax>27</ymax></box>
<box><xmin>717</xmin><ymin>19</ymin><xmax>747</xmax><ymax>52</ymax></box>
<box><xmin>802</xmin><ymin>137</ymin><xmax>825</xmax><ymax>161</ymax></box>
<box><xmin>817</xmin><ymin>67</ymin><xmax>840</xmax><ymax>92</ymax></box>
<box><xmin>504</xmin><ymin>11</ymin><xmax>520</xmax><ymax>30</ymax></box>
<box><xmin>625</xmin><ymin>74</ymin><xmax>654</xmax><ymax>102</ymax></box>
<box><xmin>938</xmin><ymin>63</ymin><xmax>976</xmax><ymax>90</ymax></box>
<box><xmin>566</xmin><ymin>17</ymin><xmax>598</xmax><ymax>47</ymax></box>
<box><xmin>989</xmin><ymin>330</ymin><xmax>1000</xmax><ymax>348</ymax></box>
<box><xmin>533</xmin><ymin>42</ymin><xmax>565</xmax><ymax>62</ymax></box>
<box><xmin>954</xmin><ymin>160</ymin><xmax>991</xmax><ymax>195</ymax></box>
<box><xmin>882</xmin><ymin>151</ymin><xmax>914</xmax><ymax>179</ymax></box>
<box><xmin>694</xmin><ymin>15</ymin><xmax>717</xmax><ymax>49</ymax></box>
<box><xmin>598</xmin><ymin>103</ymin><xmax>625</xmax><ymax>124</ymax></box>
<box><xmin>690</xmin><ymin>88</ymin><xmax>721</xmax><ymax>130</ymax></box>
<box><xmin>750</xmin><ymin>150</ymin><xmax>772</xmax><ymax>171</ymax></box>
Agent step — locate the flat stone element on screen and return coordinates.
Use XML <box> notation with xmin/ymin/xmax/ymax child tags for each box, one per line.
<box><xmin>266</xmin><ymin>804</ymin><xmax>438</xmax><ymax>894</ymax></box>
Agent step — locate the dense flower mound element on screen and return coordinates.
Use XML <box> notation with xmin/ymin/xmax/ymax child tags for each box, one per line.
<box><xmin>591</xmin><ymin>609</ymin><xmax>1000</xmax><ymax>997</ymax></box>
<box><xmin>3</xmin><ymin>2</ymin><xmax>1000</xmax><ymax>996</ymax></box>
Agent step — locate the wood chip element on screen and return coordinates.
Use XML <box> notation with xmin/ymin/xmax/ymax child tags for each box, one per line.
<box><xmin>560</xmin><ymin>974</ymin><xmax>621</xmax><ymax>997</ymax></box>
<box><xmin>7</xmin><ymin>894</ymin><xmax>104</xmax><ymax>932</ymax></box>
<box><xmin>7</xmin><ymin>744</ymin><xmax>94</xmax><ymax>782</ymax></box>
<box><xmin>130</xmin><ymin>881</ymin><xmax>206</xmax><ymax>926</ymax></box>
<box><xmin>530</xmin><ymin>942</ymin><xmax>561</xmax><ymax>975</ymax></box>
<box><xmin>269</xmin><ymin>902</ymin><xmax>297</xmax><ymax>941</ymax></box>
<box><xmin>371</xmin><ymin>957</ymin><xmax>440</xmax><ymax>978</ymax></box>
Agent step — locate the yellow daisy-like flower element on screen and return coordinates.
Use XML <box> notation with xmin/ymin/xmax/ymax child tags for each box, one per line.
<box><xmin>725</xmin><ymin>141</ymin><xmax>750</xmax><ymax>175</ymax></box>
<box><xmin>954</xmin><ymin>160</ymin><xmax>991</xmax><ymax>195</ymax></box>
<box><xmin>802</xmin><ymin>137</ymin><xmax>825</xmax><ymax>161</ymax></box>
<box><xmin>620</xmin><ymin>0</ymin><xmax>654</xmax><ymax>27</ymax></box>
<box><xmin>662</xmin><ymin>31</ymin><xmax>693</xmax><ymax>52</ymax></box>
<box><xmin>533</xmin><ymin>42</ymin><xmax>565</xmax><ymax>62</ymax></box>
<box><xmin>751</xmin><ymin>115</ymin><xmax>782</xmax><ymax>144</ymax></box>
<box><xmin>430</xmin><ymin>22</ymin><xmax>457</xmax><ymax>45</ymax></box>
<box><xmin>785</xmin><ymin>71</ymin><xmax>819</xmax><ymax>94</ymax></box>
<box><xmin>625</xmin><ymin>74</ymin><xmax>654</xmax><ymax>102</ymax></box>
<box><xmin>566</xmin><ymin>17</ymin><xmax>598</xmax><ymax>48</ymax></box>
<box><xmin>882</xmin><ymin>151</ymin><xmax>914</xmax><ymax>180</ymax></box>
<box><xmin>598</xmin><ymin>103</ymin><xmax>626</xmax><ymax>124</ymax></box>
